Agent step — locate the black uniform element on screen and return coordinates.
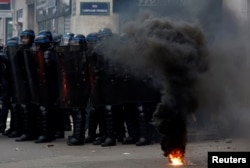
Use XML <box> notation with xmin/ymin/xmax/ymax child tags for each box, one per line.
<box><xmin>60</xmin><ymin>32</ymin><xmax>75</xmax><ymax>132</ymax></box>
<box><xmin>89</xmin><ymin>36</ymin><xmax>125</xmax><ymax>147</ymax></box>
<box><xmin>24</xmin><ymin>34</ymin><xmax>59</xmax><ymax>143</ymax></box>
<box><xmin>56</xmin><ymin>34</ymin><xmax>90</xmax><ymax>145</ymax></box>
<box><xmin>85</xmin><ymin>33</ymin><xmax>105</xmax><ymax>144</ymax></box>
<box><xmin>7</xmin><ymin>42</ymin><xmax>34</xmax><ymax>139</ymax></box>
<box><xmin>0</xmin><ymin>45</ymin><xmax>10</xmax><ymax>133</ymax></box>
<box><xmin>120</xmin><ymin>66</ymin><xmax>161</xmax><ymax>146</ymax></box>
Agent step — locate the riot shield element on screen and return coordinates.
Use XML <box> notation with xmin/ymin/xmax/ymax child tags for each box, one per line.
<box><xmin>56</xmin><ymin>45</ymin><xmax>90</xmax><ymax>108</ymax></box>
<box><xmin>0</xmin><ymin>54</ymin><xmax>8</xmax><ymax>100</ymax></box>
<box><xmin>23</xmin><ymin>49</ymin><xmax>49</xmax><ymax>105</ymax></box>
<box><xmin>99</xmin><ymin>60</ymin><xmax>120</xmax><ymax>105</ymax></box>
<box><xmin>87</xmin><ymin>50</ymin><xmax>121</xmax><ymax>106</ymax></box>
<box><xmin>7</xmin><ymin>45</ymin><xmax>30</xmax><ymax>104</ymax></box>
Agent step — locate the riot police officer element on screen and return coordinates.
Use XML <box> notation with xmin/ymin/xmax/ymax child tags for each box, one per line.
<box><xmin>31</xmin><ymin>34</ymin><xmax>59</xmax><ymax>143</ymax></box>
<box><xmin>68</xmin><ymin>34</ymin><xmax>89</xmax><ymax>145</ymax></box>
<box><xmin>90</xmin><ymin>28</ymin><xmax>125</xmax><ymax>147</ymax></box>
<box><xmin>116</xmin><ymin>34</ymin><xmax>161</xmax><ymax>146</ymax></box>
<box><xmin>37</xmin><ymin>30</ymin><xmax>64</xmax><ymax>139</ymax></box>
<box><xmin>2</xmin><ymin>39</ymin><xmax>19</xmax><ymax>136</ymax></box>
<box><xmin>6</xmin><ymin>29</ymin><xmax>37</xmax><ymax>140</ymax></box>
<box><xmin>15</xmin><ymin>29</ymin><xmax>39</xmax><ymax>142</ymax></box>
<box><xmin>56</xmin><ymin>34</ymin><xmax>90</xmax><ymax>145</ymax></box>
<box><xmin>85</xmin><ymin>32</ymin><xmax>104</xmax><ymax>144</ymax></box>
<box><xmin>60</xmin><ymin>32</ymin><xmax>75</xmax><ymax>132</ymax></box>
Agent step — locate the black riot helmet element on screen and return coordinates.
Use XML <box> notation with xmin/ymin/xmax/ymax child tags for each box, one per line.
<box><xmin>20</xmin><ymin>29</ymin><xmax>35</xmax><ymax>46</ymax></box>
<box><xmin>61</xmin><ymin>32</ymin><xmax>75</xmax><ymax>46</ymax></box>
<box><xmin>71</xmin><ymin>34</ymin><xmax>87</xmax><ymax>51</ymax></box>
<box><xmin>6</xmin><ymin>39</ymin><xmax>19</xmax><ymax>47</ymax></box>
<box><xmin>98</xmin><ymin>28</ymin><xmax>112</xmax><ymax>39</ymax></box>
<box><xmin>7</xmin><ymin>36</ymin><xmax>20</xmax><ymax>44</ymax></box>
<box><xmin>86</xmin><ymin>32</ymin><xmax>99</xmax><ymax>43</ymax></box>
<box><xmin>5</xmin><ymin>39</ymin><xmax>19</xmax><ymax>55</ymax></box>
<box><xmin>34</xmin><ymin>35</ymin><xmax>51</xmax><ymax>51</ymax></box>
<box><xmin>52</xmin><ymin>33</ymin><xmax>63</xmax><ymax>45</ymax></box>
<box><xmin>38</xmin><ymin>30</ymin><xmax>53</xmax><ymax>42</ymax></box>
<box><xmin>71</xmin><ymin>34</ymin><xmax>86</xmax><ymax>45</ymax></box>
<box><xmin>20</xmin><ymin>29</ymin><xmax>35</xmax><ymax>39</ymax></box>
<box><xmin>4</xmin><ymin>38</ymin><xmax>18</xmax><ymax>56</ymax></box>
<box><xmin>86</xmin><ymin>32</ymin><xmax>99</xmax><ymax>50</ymax></box>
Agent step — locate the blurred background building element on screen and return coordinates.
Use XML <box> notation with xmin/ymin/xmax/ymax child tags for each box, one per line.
<box><xmin>0</xmin><ymin>0</ymin><xmax>12</xmax><ymax>45</ymax></box>
<box><xmin>0</xmin><ymin>0</ymin><xmax>250</xmax><ymax>44</ymax></box>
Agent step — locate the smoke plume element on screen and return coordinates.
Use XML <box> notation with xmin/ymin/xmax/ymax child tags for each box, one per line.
<box><xmin>100</xmin><ymin>12</ymin><xmax>208</xmax><ymax>157</ymax></box>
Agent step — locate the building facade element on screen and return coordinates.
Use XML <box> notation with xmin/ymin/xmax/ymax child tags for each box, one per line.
<box><xmin>223</xmin><ymin>0</ymin><xmax>250</xmax><ymax>35</ymax></box>
<box><xmin>35</xmin><ymin>0</ymin><xmax>71</xmax><ymax>33</ymax></box>
<box><xmin>1</xmin><ymin>0</ymin><xmax>250</xmax><ymax>43</ymax></box>
<box><xmin>0</xmin><ymin>0</ymin><xmax>12</xmax><ymax>44</ymax></box>
<box><xmin>71</xmin><ymin>0</ymin><xmax>119</xmax><ymax>35</ymax></box>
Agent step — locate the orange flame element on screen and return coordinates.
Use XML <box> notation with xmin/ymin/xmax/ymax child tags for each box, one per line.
<box><xmin>168</xmin><ymin>149</ymin><xmax>184</xmax><ymax>166</ymax></box>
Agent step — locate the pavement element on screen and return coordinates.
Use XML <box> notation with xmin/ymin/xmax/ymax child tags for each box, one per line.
<box><xmin>0</xmin><ymin>116</ymin><xmax>249</xmax><ymax>168</ymax></box>
<box><xmin>0</xmin><ymin>130</ymin><xmax>249</xmax><ymax>168</ymax></box>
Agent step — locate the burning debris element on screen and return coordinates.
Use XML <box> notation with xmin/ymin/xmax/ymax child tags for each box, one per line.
<box><xmin>168</xmin><ymin>149</ymin><xmax>185</xmax><ymax>165</ymax></box>
<box><xmin>100</xmin><ymin>12</ymin><xmax>208</xmax><ymax>163</ymax></box>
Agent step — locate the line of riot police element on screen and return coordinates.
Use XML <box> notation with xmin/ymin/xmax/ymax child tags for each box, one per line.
<box><xmin>0</xmin><ymin>28</ymin><xmax>161</xmax><ymax>146</ymax></box>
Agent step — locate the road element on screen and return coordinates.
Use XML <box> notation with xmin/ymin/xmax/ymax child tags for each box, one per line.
<box><xmin>0</xmin><ymin>130</ymin><xmax>249</xmax><ymax>168</ymax></box>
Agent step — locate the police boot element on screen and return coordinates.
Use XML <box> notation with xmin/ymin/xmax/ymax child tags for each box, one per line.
<box><xmin>123</xmin><ymin>118</ymin><xmax>139</xmax><ymax>144</ymax></box>
<box><xmin>85</xmin><ymin>108</ymin><xmax>98</xmax><ymax>143</ymax></box>
<box><xmin>0</xmin><ymin>108</ymin><xmax>5</xmax><ymax>133</ymax></box>
<box><xmin>123</xmin><ymin>105</ymin><xmax>139</xmax><ymax>144</ymax></box>
<box><xmin>63</xmin><ymin>109</ymin><xmax>72</xmax><ymax>131</ymax></box>
<box><xmin>136</xmin><ymin>105</ymin><xmax>151</xmax><ymax>146</ymax></box>
<box><xmin>0</xmin><ymin>101</ymin><xmax>8</xmax><ymax>133</ymax></box>
<box><xmin>8</xmin><ymin>104</ymin><xmax>22</xmax><ymax>138</ymax></box>
<box><xmin>92</xmin><ymin>125</ymin><xmax>106</xmax><ymax>145</ymax></box>
<box><xmin>101</xmin><ymin>105</ymin><xmax>116</xmax><ymax>147</ymax></box>
<box><xmin>114</xmin><ymin>105</ymin><xmax>125</xmax><ymax>142</ymax></box>
<box><xmin>54</xmin><ymin>106</ymin><xmax>64</xmax><ymax>139</ymax></box>
<box><xmin>0</xmin><ymin>117</ymin><xmax>4</xmax><ymax>133</ymax></box>
<box><xmin>67</xmin><ymin>108</ymin><xmax>85</xmax><ymax>146</ymax></box>
<box><xmin>92</xmin><ymin>107</ymin><xmax>106</xmax><ymax>145</ymax></box>
<box><xmin>16</xmin><ymin>105</ymin><xmax>36</xmax><ymax>141</ymax></box>
<box><xmin>35</xmin><ymin>106</ymin><xmax>53</xmax><ymax>143</ymax></box>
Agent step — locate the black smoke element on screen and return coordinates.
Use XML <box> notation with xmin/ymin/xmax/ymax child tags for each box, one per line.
<box><xmin>100</xmin><ymin>12</ymin><xmax>208</xmax><ymax>157</ymax></box>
